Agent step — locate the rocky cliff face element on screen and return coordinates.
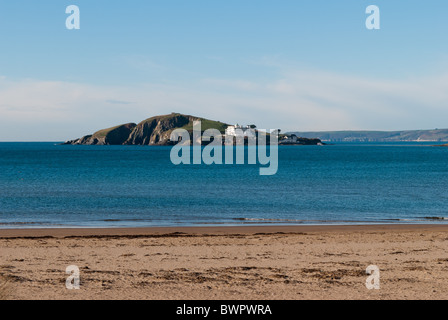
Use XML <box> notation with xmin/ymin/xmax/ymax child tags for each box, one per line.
<box><xmin>124</xmin><ymin>114</ymin><xmax>192</xmax><ymax>145</ymax></box>
<box><xmin>279</xmin><ymin>137</ymin><xmax>323</xmax><ymax>145</ymax></box>
<box><xmin>63</xmin><ymin>113</ymin><xmax>228</xmax><ymax>146</ymax></box>
<box><xmin>64</xmin><ymin>123</ymin><xmax>137</xmax><ymax>145</ymax></box>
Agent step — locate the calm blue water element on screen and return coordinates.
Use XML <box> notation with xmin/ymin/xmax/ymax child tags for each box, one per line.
<box><xmin>1</xmin><ymin>142</ymin><xmax>448</xmax><ymax>228</ymax></box>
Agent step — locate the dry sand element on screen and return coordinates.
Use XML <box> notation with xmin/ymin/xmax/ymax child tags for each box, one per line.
<box><xmin>1</xmin><ymin>224</ymin><xmax>448</xmax><ymax>300</ymax></box>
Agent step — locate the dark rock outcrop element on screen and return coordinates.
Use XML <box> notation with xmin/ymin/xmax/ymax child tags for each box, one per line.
<box><xmin>279</xmin><ymin>138</ymin><xmax>324</xmax><ymax>145</ymax></box>
<box><xmin>124</xmin><ymin>114</ymin><xmax>192</xmax><ymax>145</ymax></box>
<box><xmin>63</xmin><ymin>123</ymin><xmax>136</xmax><ymax>145</ymax></box>
<box><xmin>63</xmin><ymin>113</ymin><xmax>229</xmax><ymax>146</ymax></box>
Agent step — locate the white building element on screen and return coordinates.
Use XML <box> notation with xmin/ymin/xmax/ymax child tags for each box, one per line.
<box><xmin>225</xmin><ymin>124</ymin><xmax>256</xmax><ymax>138</ymax></box>
<box><xmin>280</xmin><ymin>134</ymin><xmax>299</xmax><ymax>144</ymax></box>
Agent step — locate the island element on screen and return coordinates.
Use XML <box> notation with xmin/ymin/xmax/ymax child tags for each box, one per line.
<box><xmin>63</xmin><ymin>113</ymin><xmax>323</xmax><ymax>146</ymax></box>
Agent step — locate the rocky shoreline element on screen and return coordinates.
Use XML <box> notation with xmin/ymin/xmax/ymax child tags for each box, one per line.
<box><xmin>63</xmin><ymin>113</ymin><xmax>323</xmax><ymax>146</ymax></box>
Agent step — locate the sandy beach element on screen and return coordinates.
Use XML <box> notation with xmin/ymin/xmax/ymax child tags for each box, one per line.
<box><xmin>1</xmin><ymin>224</ymin><xmax>448</xmax><ymax>300</ymax></box>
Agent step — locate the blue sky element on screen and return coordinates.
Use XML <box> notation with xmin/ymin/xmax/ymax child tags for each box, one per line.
<box><xmin>0</xmin><ymin>1</ymin><xmax>447</xmax><ymax>140</ymax></box>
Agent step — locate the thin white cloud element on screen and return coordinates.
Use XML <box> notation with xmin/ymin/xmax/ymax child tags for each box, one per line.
<box><xmin>202</xmin><ymin>78</ymin><xmax>260</xmax><ymax>91</ymax></box>
<box><xmin>200</xmin><ymin>68</ymin><xmax>448</xmax><ymax>131</ymax></box>
<box><xmin>106</xmin><ymin>99</ymin><xmax>133</xmax><ymax>105</ymax></box>
<box><xmin>1</xmin><ymin>65</ymin><xmax>448</xmax><ymax>140</ymax></box>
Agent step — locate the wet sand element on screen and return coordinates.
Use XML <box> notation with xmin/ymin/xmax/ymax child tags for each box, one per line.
<box><xmin>1</xmin><ymin>224</ymin><xmax>448</xmax><ymax>300</ymax></box>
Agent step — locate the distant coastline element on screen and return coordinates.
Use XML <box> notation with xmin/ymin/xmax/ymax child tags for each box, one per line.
<box><xmin>60</xmin><ymin>113</ymin><xmax>448</xmax><ymax>145</ymax></box>
<box><xmin>287</xmin><ymin>129</ymin><xmax>448</xmax><ymax>142</ymax></box>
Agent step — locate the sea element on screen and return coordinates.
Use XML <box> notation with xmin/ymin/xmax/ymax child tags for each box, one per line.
<box><xmin>0</xmin><ymin>142</ymin><xmax>447</xmax><ymax>228</ymax></box>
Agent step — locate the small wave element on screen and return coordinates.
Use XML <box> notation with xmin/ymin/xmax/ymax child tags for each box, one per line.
<box><xmin>232</xmin><ymin>218</ymin><xmax>375</xmax><ymax>224</ymax></box>
<box><xmin>102</xmin><ymin>218</ymin><xmax>153</xmax><ymax>222</ymax></box>
<box><xmin>0</xmin><ymin>221</ymin><xmax>62</xmax><ymax>226</ymax></box>
<box><xmin>233</xmin><ymin>218</ymin><xmax>304</xmax><ymax>223</ymax></box>
<box><xmin>387</xmin><ymin>217</ymin><xmax>448</xmax><ymax>222</ymax></box>
<box><xmin>0</xmin><ymin>222</ymin><xmax>41</xmax><ymax>225</ymax></box>
<box><xmin>420</xmin><ymin>217</ymin><xmax>448</xmax><ymax>221</ymax></box>
<box><xmin>233</xmin><ymin>217</ymin><xmax>448</xmax><ymax>225</ymax></box>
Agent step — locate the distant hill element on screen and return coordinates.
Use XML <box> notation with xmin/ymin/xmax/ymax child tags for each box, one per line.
<box><xmin>287</xmin><ymin>129</ymin><xmax>448</xmax><ymax>142</ymax></box>
<box><xmin>64</xmin><ymin>113</ymin><xmax>229</xmax><ymax>146</ymax></box>
<box><xmin>64</xmin><ymin>113</ymin><xmax>325</xmax><ymax>146</ymax></box>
